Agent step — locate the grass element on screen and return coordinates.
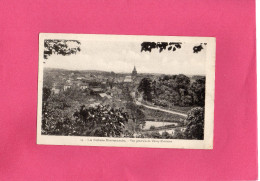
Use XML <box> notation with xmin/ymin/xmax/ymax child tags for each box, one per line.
<box><xmin>140</xmin><ymin>106</ymin><xmax>186</xmax><ymax>122</ymax></box>
<box><xmin>167</xmin><ymin>106</ymin><xmax>194</xmax><ymax>114</ymax></box>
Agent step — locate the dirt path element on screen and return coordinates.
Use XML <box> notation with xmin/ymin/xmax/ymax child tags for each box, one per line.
<box><xmin>136</xmin><ymin>101</ymin><xmax>187</xmax><ymax>117</ymax></box>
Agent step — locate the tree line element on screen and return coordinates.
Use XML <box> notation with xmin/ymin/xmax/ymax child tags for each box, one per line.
<box><xmin>138</xmin><ymin>74</ymin><xmax>205</xmax><ymax>107</ymax></box>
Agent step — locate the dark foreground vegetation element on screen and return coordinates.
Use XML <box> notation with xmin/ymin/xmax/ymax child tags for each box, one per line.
<box><xmin>42</xmin><ymin>89</ymin><xmax>204</xmax><ymax>140</ymax></box>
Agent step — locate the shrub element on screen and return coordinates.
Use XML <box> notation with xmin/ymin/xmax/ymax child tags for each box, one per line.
<box><xmin>161</xmin><ymin>131</ymin><xmax>172</xmax><ymax>139</ymax></box>
<box><xmin>150</xmin><ymin>125</ymin><xmax>156</xmax><ymax>130</ymax></box>
<box><xmin>183</xmin><ymin>107</ymin><xmax>204</xmax><ymax>140</ymax></box>
<box><xmin>151</xmin><ymin>131</ymin><xmax>162</xmax><ymax>138</ymax></box>
<box><xmin>172</xmin><ymin>128</ymin><xmax>186</xmax><ymax>139</ymax></box>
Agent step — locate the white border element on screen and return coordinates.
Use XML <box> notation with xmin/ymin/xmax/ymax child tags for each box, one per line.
<box><xmin>37</xmin><ymin>33</ymin><xmax>216</xmax><ymax>149</ymax></box>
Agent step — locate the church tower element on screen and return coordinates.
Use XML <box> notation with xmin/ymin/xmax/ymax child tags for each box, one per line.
<box><xmin>132</xmin><ymin>66</ymin><xmax>137</xmax><ymax>77</ymax></box>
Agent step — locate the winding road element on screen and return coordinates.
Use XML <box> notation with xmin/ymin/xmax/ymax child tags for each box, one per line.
<box><xmin>135</xmin><ymin>101</ymin><xmax>187</xmax><ymax>117</ymax></box>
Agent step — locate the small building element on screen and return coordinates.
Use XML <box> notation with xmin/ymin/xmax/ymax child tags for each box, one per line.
<box><xmin>52</xmin><ymin>87</ymin><xmax>60</xmax><ymax>94</ymax></box>
<box><xmin>80</xmin><ymin>84</ymin><xmax>89</xmax><ymax>90</ymax></box>
<box><xmin>99</xmin><ymin>93</ymin><xmax>112</xmax><ymax>99</ymax></box>
<box><xmin>124</xmin><ymin>76</ymin><xmax>132</xmax><ymax>83</ymax></box>
<box><xmin>64</xmin><ymin>84</ymin><xmax>72</xmax><ymax>91</ymax></box>
<box><xmin>130</xmin><ymin>91</ymin><xmax>136</xmax><ymax>99</ymax></box>
<box><xmin>90</xmin><ymin>87</ymin><xmax>104</xmax><ymax>95</ymax></box>
<box><xmin>101</xmin><ymin>81</ymin><xmax>108</xmax><ymax>89</ymax></box>
<box><xmin>52</xmin><ymin>83</ymin><xmax>62</xmax><ymax>94</ymax></box>
<box><xmin>76</xmin><ymin>77</ymin><xmax>85</xmax><ymax>80</ymax></box>
<box><xmin>89</xmin><ymin>102</ymin><xmax>100</xmax><ymax>107</ymax></box>
<box><xmin>66</xmin><ymin>79</ymin><xmax>72</xmax><ymax>83</ymax></box>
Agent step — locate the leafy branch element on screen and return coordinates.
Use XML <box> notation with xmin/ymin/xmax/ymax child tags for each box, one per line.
<box><xmin>44</xmin><ymin>39</ymin><xmax>81</xmax><ymax>60</ymax></box>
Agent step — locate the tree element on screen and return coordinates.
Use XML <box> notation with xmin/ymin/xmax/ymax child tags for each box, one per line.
<box><xmin>141</xmin><ymin>41</ymin><xmax>206</xmax><ymax>53</ymax></box>
<box><xmin>172</xmin><ymin>128</ymin><xmax>185</xmax><ymax>139</ymax></box>
<box><xmin>110</xmin><ymin>71</ymin><xmax>116</xmax><ymax>77</ymax></box>
<box><xmin>183</xmin><ymin>107</ymin><xmax>204</xmax><ymax>140</ymax></box>
<box><xmin>150</xmin><ymin>125</ymin><xmax>156</xmax><ymax>130</ymax></box>
<box><xmin>44</xmin><ymin>39</ymin><xmax>81</xmax><ymax>60</ymax></box>
<box><xmin>138</xmin><ymin>78</ymin><xmax>152</xmax><ymax>101</ymax></box>
<box><xmin>141</xmin><ymin>42</ymin><xmax>182</xmax><ymax>53</ymax></box>
<box><xmin>179</xmin><ymin>95</ymin><xmax>193</xmax><ymax>106</ymax></box>
<box><xmin>43</xmin><ymin>87</ymin><xmax>51</xmax><ymax>102</ymax></box>
<box><xmin>150</xmin><ymin>131</ymin><xmax>162</xmax><ymax>138</ymax></box>
<box><xmin>169</xmin><ymin>90</ymin><xmax>180</xmax><ymax>106</ymax></box>
<box><xmin>190</xmin><ymin>77</ymin><xmax>205</xmax><ymax>106</ymax></box>
<box><xmin>42</xmin><ymin>87</ymin><xmax>51</xmax><ymax>130</ymax></box>
<box><xmin>41</xmin><ymin>96</ymin><xmax>66</xmax><ymax>134</ymax></box>
<box><xmin>175</xmin><ymin>74</ymin><xmax>190</xmax><ymax>90</ymax></box>
<box><xmin>193</xmin><ymin>43</ymin><xmax>207</xmax><ymax>53</ymax></box>
<box><xmin>154</xmin><ymin>74</ymin><xmax>192</xmax><ymax>106</ymax></box>
<box><xmin>162</xmin><ymin>131</ymin><xmax>172</xmax><ymax>139</ymax></box>
<box><xmin>126</xmin><ymin>101</ymin><xmax>145</xmax><ymax>130</ymax></box>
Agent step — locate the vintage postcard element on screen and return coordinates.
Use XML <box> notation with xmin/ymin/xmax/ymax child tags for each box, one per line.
<box><xmin>37</xmin><ymin>33</ymin><xmax>215</xmax><ymax>149</ymax></box>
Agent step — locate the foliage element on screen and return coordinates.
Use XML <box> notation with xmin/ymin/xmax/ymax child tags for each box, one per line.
<box><xmin>150</xmin><ymin>125</ymin><xmax>156</xmax><ymax>130</ymax></box>
<box><xmin>172</xmin><ymin>128</ymin><xmax>186</xmax><ymax>139</ymax></box>
<box><xmin>141</xmin><ymin>42</ymin><xmax>182</xmax><ymax>53</ymax></box>
<box><xmin>141</xmin><ymin>42</ymin><xmax>206</xmax><ymax>53</ymax></box>
<box><xmin>41</xmin><ymin>91</ymin><xmax>73</xmax><ymax>133</ymax></box>
<box><xmin>41</xmin><ymin>68</ymin><xmax>206</xmax><ymax>139</ymax></box>
<box><xmin>193</xmin><ymin>43</ymin><xmax>207</xmax><ymax>53</ymax></box>
<box><xmin>43</xmin><ymin>87</ymin><xmax>51</xmax><ymax>102</ymax></box>
<box><xmin>126</xmin><ymin>102</ymin><xmax>145</xmax><ymax>121</ymax></box>
<box><xmin>154</xmin><ymin>74</ymin><xmax>191</xmax><ymax>106</ymax></box>
<box><xmin>189</xmin><ymin>77</ymin><xmax>205</xmax><ymax>106</ymax></box>
<box><xmin>42</xmin><ymin>88</ymin><xmax>130</xmax><ymax>137</ymax></box>
<box><xmin>161</xmin><ymin>131</ymin><xmax>172</xmax><ymax>139</ymax></box>
<box><xmin>183</xmin><ymin>107</ymin><xmax>204</xmax><ymax>140</ymax></box>
<box><xmin>140</xmin><ymin>74</ymin><xmax>205</xmax><ymax>108</ymax></box>
<box><xmin>150</xmin><ymin>131</ymin><xmax>162</xmax><ymax>138</ymax></box>
<box><xmin>63</xmin><ymin>87</ymin><xmax>87</xmax><ymax>101</ymax></box>
<box><xmin>125</xmin><ymin>87</ymin><xmax>146</xmax><ymax>130</ymax></box>
<box><xmin>138</xmin><ymin>77</ymin><xmax>152</xmax><ymax>101</ymax></box>
<box><xmin>44</xmin><ymin>39</ymin><xmax>81</xmax><ymax>59</ymax></box>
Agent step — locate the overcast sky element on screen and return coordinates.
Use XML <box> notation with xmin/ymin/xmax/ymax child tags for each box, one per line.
<box><xmin>44</xmin><ymin>39</ymin><xmax>206</xmax><ymax>75</ymax></box>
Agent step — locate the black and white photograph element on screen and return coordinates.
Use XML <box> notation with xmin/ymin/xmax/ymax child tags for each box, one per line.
<box><xmin>37</xmin><ymin>33</ymin><xmax>215</xmax><ymax>149</ymax></box>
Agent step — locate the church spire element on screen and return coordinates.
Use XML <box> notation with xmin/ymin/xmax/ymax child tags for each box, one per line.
<box><xmin>132</xmin><ymin>65</ymin><xmax>137</xmax><ymax>76</ymax></box>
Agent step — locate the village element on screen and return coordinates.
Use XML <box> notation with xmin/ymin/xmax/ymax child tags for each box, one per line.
<box><xmin>42</xmin><ymin>65</ymin><xmax>205</xmax><ymax>139</ymax></box>
<box><xmin>47</xmin><ymin>66</ymin><xmax>141</xmax><ymax>107</ymax></box>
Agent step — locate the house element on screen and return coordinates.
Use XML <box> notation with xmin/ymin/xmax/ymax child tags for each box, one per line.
<box><xmin>101</xmin><ymin>81</ymin><xmax>109</xmax><ymax>89</ymax></box>
<box><xmin>52</xmin><ymin>83</ymin><xmax>62</xmax><ymax>94</ymax></box>
<box><xmin>80</xmin><ymin>84</ymin><xmax>89</xmax><ymax>90</ymax></box>
<box><xmin>52</xmin><ymin>87</ymin><xmax>60</xmax><ymax>94</ymax></box>
<box><xmin>64</xmin><ymin>84</ymin><xmax>72</xmax><ymax>91</ymax></box>
<box><xmin>90</xmin><ymin>87</ymin><xmax>104</xmax><ymax>95</ymax></box>
<box><xmin>124</xmin><ymin>76</ymin><xmax>132</xmax><ymax>83</ymax></box>
<box><xmin>99</xmin><ymin>93</ymin><xmax>112</xmax><ymax>99</ymax></box>
<box><xmin>76</xmin><ymin>77</ymin><xmax>85</xmax><ymax>80</ymax></box>
<box><xmin>89</xmin><ymin>102</ymin><xmax>100</xmax><ymax>107</ymax></box>
<box><xmin>66</xmin><ymin>79</ymin><xmax>72</xmax><ymax>83</ymax></box>
<box><xmin>130</xmin><ymin>91</ymin><xmax>136</xmax><ymax>99</ymax></box>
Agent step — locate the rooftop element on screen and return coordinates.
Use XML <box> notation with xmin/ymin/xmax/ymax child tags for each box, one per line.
<box><xmin>91</xmin><ymin>88</ymin><xmax>103</xmax><ymax>92</ymax></box>
<box><xmin>124</xmin><ymin>76</ymin><xmax>132</xmax><ymax>83</ymax></box>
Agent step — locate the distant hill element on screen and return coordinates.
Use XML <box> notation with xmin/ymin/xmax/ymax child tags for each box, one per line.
<box><xmin>44</xmin><ymin>67</ymin><xmax>110</xmax><ymax>74</ymax></box>
<box><xmin>43</xmin><ymin>68</ymin><xmax>205</xmax><ymax>78</ymax></box>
